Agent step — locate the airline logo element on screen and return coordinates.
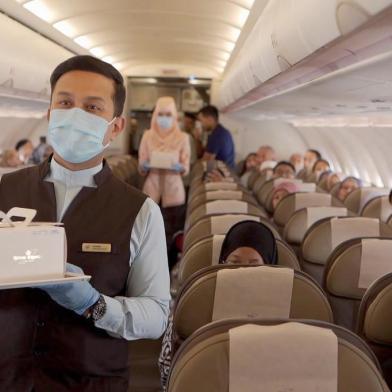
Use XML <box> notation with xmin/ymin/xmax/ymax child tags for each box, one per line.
<box><xmin>13</xmin><ymin>249</ymin><xmax>42</xmax><ymax>264</ymax></box>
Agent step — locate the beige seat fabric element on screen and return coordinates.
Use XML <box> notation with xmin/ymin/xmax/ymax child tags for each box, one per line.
<box><xmin>256</xmin><ymin>179</ymin><xmax>275</xmax><ymax>207</ymax></box>
<box><xmin>186</xmin><ymin>201</ymin><xmax>266</xmax><ymax>230</ymax></box>
<box><xmin>284</xmin><ymin>206</ymin><xmax>348</xmax><ymax>245</ymax></box>
<box><xmin>188</xmin><ymin>182</ymin><xmax>245</xmax><ymax>203</ymax></box>
<box><xmin>301</xmin><ymin>217</ymin><xmax>392</xmax><ymax>284</ymax></box>
<box><xmin>273</xmin><ymin>192</ymin><xmax>342</xmax><ymax>229</ymax></box>
<box><xmin>361</xmin><ymin>195</ymin><xmax>392</xmax><ymax>223</ymax></box>
<box><xmin>247</xmin><ymin>170</ymin><xmax>260</xmax><ymax>190</ymax></box>
<box><xmin>183</xmin><ymin>214</ymin><xmax>265</xmax><ymax>252</ymax></box>
<box><xmin>168</xmin><ymin>319</ymin><xmax>386</xmax><ymax>392</ymax></box>
<box><xmin>357</xmin><ymin>273</ymin><xmax>392</xmax><ymax>388</ymax></box>
<box><xmin>178</xmin><ymin>235</ymin><xmax>301</xmax><ymax>284</ymax></box>
<box><xmin>173</xmin><ymin>265</ymin><xmax>333</xmax><ymax>343</ymax></box>
<box><xmin>344</xmin><ymin>187</ymin><xmax>389</xmax><ymax>214</ymax></box>
<box><xmin>323</xmin><ymin>238</ymin><xmax>392</xmax><ymax>330</ymax></box>
<box><xmin>330</xmin><ymin>182</ymin><xmax>342</xmax><ymax>198</ymax></box>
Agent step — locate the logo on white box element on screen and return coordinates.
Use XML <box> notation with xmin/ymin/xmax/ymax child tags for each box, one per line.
<box><xmin>13</xmin><ymin>249</ymin><xmax>42</xmax><ymax>264</ymax></box>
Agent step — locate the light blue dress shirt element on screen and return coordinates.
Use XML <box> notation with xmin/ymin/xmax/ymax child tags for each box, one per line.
<box><xmin>45</xmin><ymin>159</ymin><xmax>171</xmax><ymax>340</ymax></box>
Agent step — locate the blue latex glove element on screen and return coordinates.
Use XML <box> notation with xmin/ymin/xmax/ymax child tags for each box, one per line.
<box><xmin>171</xmin><ymin>162</ymin><xmax>184</xmax><ymax>173</ymax></box>
<box><xmin>38</xmin><ymin>263</ymin><xmax>100</xmax><ymax>315</ymax></box>
<box><xmin>141</xmin><ymin>161</ymin><xmax>150</xmax><ymax>172</ymax></box>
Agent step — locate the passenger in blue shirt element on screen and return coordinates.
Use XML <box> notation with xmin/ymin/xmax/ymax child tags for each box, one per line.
<box><xmin>198</xmin><ymin>105</ymin><xmax>235</xmax><ymax>168</ymax></box>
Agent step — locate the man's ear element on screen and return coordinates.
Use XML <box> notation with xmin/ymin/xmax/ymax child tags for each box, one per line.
<box><xmin>110</xmin><ymin>116</ymin><xmax>125</xmax><ymax>141</ymax></box>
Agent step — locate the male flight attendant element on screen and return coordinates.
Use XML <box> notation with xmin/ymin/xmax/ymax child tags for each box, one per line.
<box><xmin>0</xmin><ymin>56</ymin><xmax>170</xmax><ymax>391</ymax></box>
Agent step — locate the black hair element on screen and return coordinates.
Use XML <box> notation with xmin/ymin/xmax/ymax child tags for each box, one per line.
<box><xmin>312</xmin><ymin>159</ymin><xmax>330</xmax><ymax>172</ymax></box>
<box><xmin>307</xmin><ymin>149</ymin><xmax>322</xmax><ymax>160</ymax></box>
<box><xmin>50</xmin><ymin>55</ymin><xmax>126</xmax><ymax>117</ymax></box>
<box><xmin>184</xmin><ymin>112</ymin><xmax>197</xmax><ymax>121</ymax></box>
<box><xmin>15</xmin><ymin>139</ymin><xmax>30</xmax><ymax>151</ymax></box>
<box><xmin>199</xmin><ymin>105</ymin><xmax>219</xmax><ymax>121</ymax></box>
<box><xmin>273</xmin><ymin>160</ymin><xmax>296</xmax><ymax>174</ymax></box>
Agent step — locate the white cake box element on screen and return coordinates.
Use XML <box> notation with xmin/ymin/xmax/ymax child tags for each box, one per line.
<box><xmin>0</xmin><ymin>207</ymin><xmax>89</xmax><ymax>289</ymax></box>
<box><xmin>150</xmin><ymin>151</ymin><xmax>179</xmax><ymax>170</ymax></box>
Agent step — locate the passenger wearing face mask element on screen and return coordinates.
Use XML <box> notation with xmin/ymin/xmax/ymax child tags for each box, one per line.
<box><xmin>0</xmin><ymin>56</ymin><xmax>170</xmax><ymax>392</ymax></box>
<box><xmin>138</xmin><ymin>97</ymin><xmax>190</xmax><ymax>248</ymax></box>
<box><xmin>289</xmin><ymin>153</ymin><xmax>304</xmax><ymax>173</ymax></box>
<box><xmin>15</xmin><ymin>138</ymin><xmax>34</xmax><ymax>164</ymax></box>
<box><xmin>311</xmin><ymin>159</ymin><xmax>331</xmax><ymax>182</ymax></box>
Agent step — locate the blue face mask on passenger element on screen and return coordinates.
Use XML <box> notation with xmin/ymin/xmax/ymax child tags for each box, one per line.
<box><xmin>157</xmin><ymin>115</ymin><xmax>173</xmax><ymax>130</ymax></box>
<box><xmin>47</xmin><ymin>108</ymin><xmax>116</xmax><ymax>164</ymax></box>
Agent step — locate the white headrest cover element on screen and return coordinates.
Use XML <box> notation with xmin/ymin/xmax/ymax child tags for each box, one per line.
<box><xmin>229</xmin><ymin>322</ymin><xmax>338</xmax><ymax>392</ymax></box>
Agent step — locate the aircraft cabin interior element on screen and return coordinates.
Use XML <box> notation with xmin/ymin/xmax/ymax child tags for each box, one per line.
<box><xmin>1</xmin><ymin>0</ymin><xmax>392</xmax><ymax>391</ymax></box>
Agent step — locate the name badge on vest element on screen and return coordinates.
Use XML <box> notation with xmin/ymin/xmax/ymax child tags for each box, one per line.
<box><xmin>82</xmin><ymin>243</ymin><xmax>112</xmax><ymax>253</ymax></box>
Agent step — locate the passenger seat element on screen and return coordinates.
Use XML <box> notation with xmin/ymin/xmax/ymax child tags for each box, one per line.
<box><xmin>167</xmin><ymin>319</ymin><xmax>388</xmax><ymax>392</ymax></box>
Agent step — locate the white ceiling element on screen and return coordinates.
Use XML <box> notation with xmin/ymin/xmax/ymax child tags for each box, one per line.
<box><xmin>0</xmin><ymin>0</ymin><xmax>257</xmax><ymax>78</ymax></box>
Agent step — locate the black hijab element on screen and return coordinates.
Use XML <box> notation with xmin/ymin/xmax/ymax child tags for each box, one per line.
<box><xmin>219</xmin><ymin>220</ymin><xmax>278</xmax><ymax>265</ymax></box>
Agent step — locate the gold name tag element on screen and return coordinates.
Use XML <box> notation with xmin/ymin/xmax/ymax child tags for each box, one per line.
<box><xmin>82</xmin><ymin>243</ymin><xmax>112</xmax><ymax>253</ymax></box>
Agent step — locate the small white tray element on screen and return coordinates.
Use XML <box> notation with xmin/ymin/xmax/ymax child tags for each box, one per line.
<box><xmin>0</xmin><ymin>273</ymin><xmax>91</xmax><ymax>290</ymax></box>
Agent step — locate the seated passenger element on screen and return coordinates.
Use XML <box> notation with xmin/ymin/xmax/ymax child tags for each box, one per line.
<box><xmin>271</xmin><ymin>181</ymin><xmax>299</xmax><ymax>211</ymax></box>
<box><xmin>15</xmin><ymin>138</ymin><xmax>34</xmax><ymax>164</ymax></box>
<box><xmin>256</xmin><ymin>145</ymin><xmax>276</xmax><ymax>165</ymax></box>
<box><xmin>298</xmin><ymin>149</ymin><xmax>321</xmax><ymax>179</ymax></box>
<box><xmin>312</xmin><ymin>159</ymin><xmax>331</xmax><ymax>181</ymax></box>
<box><xmin>219</xmin><ymin>220</ymin><xmax>278</xmax><ymax>265</ymax></box>
<box><xmin>327</xmin><ymin>172</ymin><xmax>345</xmax><ymax>191</ymax></box>
<box><xmin>272</xmin><ymin>161</ymin><xmax>296</xmax><ymax>179</ymax></box>
<box><xmin>337</xmin><ymin>176</ymin><xmax>362</xmax><ymax>201</ymax></box>
<box><xmin>289</xmin><ymin>153</ymin><xmax>304</xmax><ymax>173</ymax></box>
<box><xmin>31</xmin><ymin>136</ymin><xmax>53</xmax><ymax>164</ymax></box>
<box><xmin>240</xmin><ymin>152</ymin><xmax>258</xmax><ymax>186</ymax></box>
<box><xmin>0</xmin><ymin>149</ymin><xmax>22</xmax><ymax>167</ymax></box>
<box><xmin>158</xmin><ymin>221</ymin><xmax>278</xmax><ymax>389</ymax></box>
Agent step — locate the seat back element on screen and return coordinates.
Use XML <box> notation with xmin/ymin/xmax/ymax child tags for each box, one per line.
<box><xmin>357</xmin><ymin>273</ymin><xmax>392</xmax><ymax>388</ymax></box>
<box><xmin>324</xmin><ymin>238</ymin><xmax>392</xmax><ymax>330</ymax></box>
<box><xmin>247</xmin><ymin>170</ymin><xmax>260</xmax><ymax>190</ymax></box>
<box><xmin>284</xmin><ymin>206</ymin><xmax>348</xmax><ymax>245</ymax></box>
<box><xmin>188</xmin><ymin>190</ymin><xmax>257</xmax><ymax>215</ymax></box>
<box><xmin>301</xmin><ymin>217</ymin><xmax>392</xmax><ymax>284</ymax></box>
<box><xmin>183</xmin><ymin>214</ymin><xmax>264</xmax><ymax>252</ymax></box>
<box><xmin>188</xmin><ymin>181</ymin><xmax>242</xmax><ymax>202</ymax></box>
<box><xmin>178</xmin><ymin>235</ymin><xmax>301</xmax><ymax>284</ymax></box>
<box><xmin>186</xmin><ymin>201</ymin><xmax>265</xmax><ymax>230</ymax></box>
<box><xmin>361</xmin><ymin>195</ymin><xmax>392</xmax><ymax>223</ymax></box>
<box><xmin>344</xmin><ymin>187</ymin><xmax>389</xmax><ymax>214</ymax></box>
<box><xmin>173</xmin><ymin>265</ymin><xmax>333</xmax><ymax>342</ymax></box>
<box><xmin>330</xmin><ymin>182</ymin><xmax>342</xmax><ymax>198</ymax></box>
<box><xmin>273</xmin><ymin>192</ymin><xmax>338</xmax><ymax>228</ymax></box>
<box><xmin>168</xmin><ymin>319</ymin><xmax>387</xmax><ymax>392</ymax></box>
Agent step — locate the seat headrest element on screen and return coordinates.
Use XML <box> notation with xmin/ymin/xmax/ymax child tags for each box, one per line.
<box><xmin>205</xmin><ymin>182</ymin><xmax>239</xmax><ymax>191</ymax></box>
<box><xmin>344</xmin><ymin>187</ymin><xmax>389</xmax><ymax>214</ymax></box>
<box><xmin>325</xmin><ymin>238</ymin><xmax>392</xmax><ymax>299</ymax></box>
<box><xmin>274</xmin><ymin>193</ymin><xmax>332</xmax><ymax>227</ymax></box>
<box><xmin>302</xmin><ymin>217</ymin><xmax>386</xmax><ymax>266</ymax></box>
<box><xmin>229</xmin><ymin>322</ymin><xmax>338</xmax><ymax>392</ymax></box>
<box><xmin>284</xmin><ymin>207</ymin><xmax>347</xmax><ymax>244</ymax></box>
<box><xmin>361</xmin><ymin>195</ymin><xmax>392</xmax><ymax>223</ymax></box>
<box><xmin>168</xmin><ymin>319</ymin><xmax>387</xmax><ymax>392</ymax></box>
<box><xmin>210</xmin><ymin>214</ymin><xmax>260</xmax><ymax>234</ymax></box>
<box><xmin>359</xmin><ymin>273</ymin><xmax>392</xmax><ymax>345</ymax></box>
<box><xmin>212</xmin><ymin>267</ymin><xmax>294</xmax><ymax>321</ymax></box>
<box><xmin>173</xmin><ymin>265</ymin><xmax>333</xmax><ymax>340</ymax></box>
<box><xmin>205</xmin><ymin>200</ymin><xmax>248</xmax><ymax>215</ymax></box>
<box><xmin>205</xmin><ymin>190</ymin><xmax>243</xmax><ymax>200</ymax></box>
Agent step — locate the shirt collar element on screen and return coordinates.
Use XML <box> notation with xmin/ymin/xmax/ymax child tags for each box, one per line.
<box><xmin>47</xmin><ymin>158</ymin><xmax>103</xmax><ymax>188</ymax></box>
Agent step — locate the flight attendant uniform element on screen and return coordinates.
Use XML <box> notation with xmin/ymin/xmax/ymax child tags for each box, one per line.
<box><xmin>0</xmin><ymin>157</ymin><xmax>170</xmax><ymax>391</ymax></box>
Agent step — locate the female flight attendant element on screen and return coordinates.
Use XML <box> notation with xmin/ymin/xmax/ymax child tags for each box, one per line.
<box><xmin>139</xmin><ymin>96</ymin><xmax>190</xmax><ymax>248</ymax></box>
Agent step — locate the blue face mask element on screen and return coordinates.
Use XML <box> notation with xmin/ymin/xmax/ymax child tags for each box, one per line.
<box><xmin>47</xmin><ymin>108</ymin><xmax>115</xmax><ymax>164</ymax></box>
<box><xmin>157</xmin><ymin>115</ymin><xmax>173</xmax><ymax>130</ymax></box>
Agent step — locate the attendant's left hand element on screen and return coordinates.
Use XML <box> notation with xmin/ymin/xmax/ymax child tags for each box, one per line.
<box><xmin>171</xmin><ymin>163</ymin><xmax>184</xmax><ymax>173</ymax></box>
<box><xmin>37</xmin><ymin>263</ymin><xmax>100</xmax><ymax>315</ymax></box>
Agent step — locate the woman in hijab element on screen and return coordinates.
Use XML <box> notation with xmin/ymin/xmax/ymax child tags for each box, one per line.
<box><xmin>219</xmin><ymin>220</ymin><xmax>277</xmax><ymax>265</ymax></box>
<box><xmin>139</xmin><ymin>96</ymin><xmax>190</xmax><ymax>247</ymax></box>
<box><xmin>158</xmin><ymin>221</ymin><xmax>277</xmax><ymax>389</ymax></box>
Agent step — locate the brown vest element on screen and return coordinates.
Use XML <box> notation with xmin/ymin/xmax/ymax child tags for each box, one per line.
<box><xmin>0</xmin><ymin>158</ymin><xmax>147</xmax><ymax>392</ymax></box>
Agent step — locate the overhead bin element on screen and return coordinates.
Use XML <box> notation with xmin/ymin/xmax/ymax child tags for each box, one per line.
<box><xmin>220</xmin><ymin>0</ymin><xmax>392</xmax><ymax>109</ymax></box>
